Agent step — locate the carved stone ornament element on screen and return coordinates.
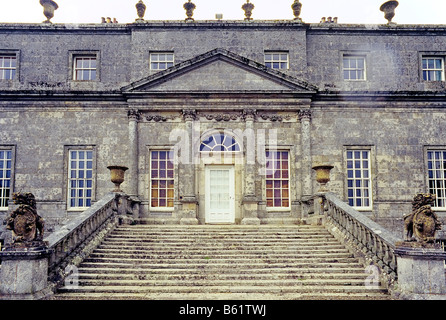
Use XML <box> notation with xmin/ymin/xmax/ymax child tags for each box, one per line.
<box><xmin>128</xmin><ymin>109</ymin><xmax>142</xmax><ymax>121</ymax></box>
<box><xmin>146</xmin><ymin>115</ymin><xmax>168</xmax><ymax>122</ymax></box>
<box><xmin>242</xmin><ymin>109</ymin><xmax>257</xmax><ymax>121</ymax></box>
<box><xmin>5</xmin><ymin>193</ymin><xmax>45</xmax><ymax>247</ymax></box>
<box><xmin>182</xmin><ymin>109</ymin><xmax>197</xmax><ymax>121</ymax></box>
<box><xmin>135</xmin><ymin>0</ymin><xmax>147</xmax><ymax>22</ymax></box>
<box><xmin>291</xmin><ymin>0</ymin><xmax>303</xmax><ymax>22</ymax></box>
<box><xmin>204</xmin><ymin>113</ymin><xmax>240</xmax><ymax>122</ymax></box>
<box><xmin>242</xmin><ymin>0</ymin><xmax>255</xmax><ymax>21</ymax></box>
<box><xmin>40</xmin><ymin>0</ymin><xmax>59</xmax><ymax>24</ymax></box>
<box><xmin>404</xmin><ymin>193</ymin><xmax>442</xmax><ymax>243</ymax></box>
<box><xmin>380</xmin><ymin>0</ymin><xmax>399</xmax><ymax>25</ymax></box>
<box><xmin>298</xmin><ymin>109</ymin><xmax>312</xmax><ymax>121</ymax></box>
<box><xmin>184</xmin><ymin>0</ymin><xmax>196</xmax><ymax>21</ymax></box>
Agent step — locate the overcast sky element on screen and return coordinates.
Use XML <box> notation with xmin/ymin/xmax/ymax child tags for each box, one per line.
<box><xmin>0</xmin><ymin>0</ymin><xmax>445</xmax><ymax>25</ymax></box>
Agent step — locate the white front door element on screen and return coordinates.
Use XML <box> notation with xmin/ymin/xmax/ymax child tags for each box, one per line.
<box><xmin>205</xmin><ymin>165</ymin><xmax>235</xmax><ymax>224</ymax></box>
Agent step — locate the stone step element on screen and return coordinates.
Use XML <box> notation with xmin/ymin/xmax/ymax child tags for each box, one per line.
<box><xmin>51</xmin><ymin>291</ymin><xmax>391</xmax><ymax>300</ymax></box>
<box><xmin>57</xmin><ymin>285</ymin><xmax>387</xmax><ymax>295</ymax></box>
<box><xmin>82</xmin><ymin>256</ymin><xmax>359</xmax><ymax>265</ymax></box>
<box><xmin>72</xmin><ymin>278</ymin><xmax>375</xmax><ymax>288</ymax></box>
<box><xmin>79</xmin><ymin>261</ymin><xmax>365</xmax><ymax>270</ymax></box>
<box><xmin>101</xmin><ymin>237</ymin><xmax>336</xmax><ymax>244</ymax></box>
<box><xmin>78</xmin><ymin>266</ymin><xmax>367</xmax><ymax>275</ymax></box>
<box><xmin>99</xmin><ymin>240</ymin><xmax>342</xmax><ymax>248</ymax></box>
<box><xmin>77</xmin><ymin>272</ymin><xmax>372</xmax><ymax>281</ymax></box>
<box><xmin>93</xmin><ymin>247</ymin><xmax>350</xmax><ymax>255</ymax></box>
<box><xmin>53</xmin><ymin>224</ymin><xmax>390</xmax><ymax>300</ymax></box>
<box><xmin>87</xmin><ymin>251</ymin><xmax>354</xmax><ymax>260</ymax></box>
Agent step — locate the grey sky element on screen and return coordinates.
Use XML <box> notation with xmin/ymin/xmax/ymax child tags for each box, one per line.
<box><xmin>1</xmin><ymin>0</ymin><xmax>445</xmax><ymax>25</ymax></box>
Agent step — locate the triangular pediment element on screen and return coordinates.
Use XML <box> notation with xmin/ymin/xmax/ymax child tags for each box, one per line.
<box><xmin>122</xmin><ymin>48</ymin><xmax>318</xmax><ymax>93</ymax></box>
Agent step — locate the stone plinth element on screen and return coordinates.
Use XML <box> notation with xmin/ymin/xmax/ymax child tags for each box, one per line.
<box><xmin>394</xmin><ymin>242</ymin><xmax>446</xmax><ymax>300</ymax></box>
<box><xmin>180</xmin><ymin>196</ymin><xmax>199</xmax><ymax>225</ymax></box>
<box><xmin>241</xmin><ymin>195</ymin><xmax>260</xmax><ymax>225</ymax></box>
<box><xmin>0</xmin><ymin>244</ymin><xmax>52</xmax><ymax>299</ymax></box>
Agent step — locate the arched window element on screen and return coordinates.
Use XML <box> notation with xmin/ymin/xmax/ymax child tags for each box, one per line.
<box><xmin>200</xmin><ymin>133</ymin><xmax>241</xmax><ymax>152</ymax></box>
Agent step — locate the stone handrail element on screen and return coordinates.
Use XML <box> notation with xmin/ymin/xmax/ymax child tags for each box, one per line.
<box><xmin>44</xmin><ymin>192</ymin><xmax>134</xmax><ymax>286</ymax></box>
<box><xmin>320</xmin><ymin>192</ymin><xmax>403</xmax><ymax>287</ymax></box>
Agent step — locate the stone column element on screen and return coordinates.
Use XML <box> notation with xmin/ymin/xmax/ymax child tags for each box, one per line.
<box><xmin>394</xmin><ymin>242</ymin><xmax>446</xmax><ymax>299</ymax></box>
<box><xmin>298</xmin><ymin>109</ymin><xmax>313</xmax><ymax>218</ymax></box>
<box><xmin>0</xmin><ymin>245</ymin><xmax>52</xmax><ymax>299</ymax></box>
<box><xmin>241</xmin><ymin>109</ymin><xmax>260</xmax><ymax>225</ymax></box>
<box><xmin>127</xmin><ymin>109</ymin><xmax>141</xmax><ymax>220</ymax></box>
<box><xmin>180</xmin><ymin>109</ymin><xmax>198</xmax><ymax>225</ymax></box>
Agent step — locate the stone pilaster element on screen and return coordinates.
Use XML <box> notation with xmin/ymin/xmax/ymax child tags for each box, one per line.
<box><xmin>180</xmin><ymin>109</ymin><xmax>198</xmax><ymax>224</ymax></box>
<box><xmin>241</xmin><ymin>109</ymin><xmax>260</xmax><ymax>225</ymax></box>
<box><xmin>299</xmin><ymin>109</ymin><xmax>313</xmax><ymax>218</ymax></box>
<box><xmin>127</xmin><ymin>109</ymin><xmax>141</xmax><ymax>220</ymax></box>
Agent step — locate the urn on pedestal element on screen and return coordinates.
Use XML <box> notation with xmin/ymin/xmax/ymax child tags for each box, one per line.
<box><xmin>312</xmin><ymin>165</ymin><xmax>334</xmax><ymax>193</ymax></box>
<box><xmin>184</xmin><ymin>0</ymin><xmax>196</xmax><ymax>22</ymax></box>
<box><xmin>135</xmin><ymin>0</ymin><xmax>147</xmax><ymax>22</ymax></box>
<box><xmin>40</xmin><ymin>0</ymin><xmax>58</xmax><ymax>23</ymax></box>
<box><xmin>291</xmin><ymin>0</ymin><xmax>303</xmax><ymax>22</ymax></box>
<box><xmin>380</xmin><ymin>0</ymin><xmax>399</xmax><ymax>24</ymax></box>
<box><xmin>107</xmin><ymin>165</ymin><xmax>128</xmax><ymax>192</ymax></box>
<box><xmin>242</xmin><ymin>1</ymin><xmax>255</xmax><ymax>21</ymax></box>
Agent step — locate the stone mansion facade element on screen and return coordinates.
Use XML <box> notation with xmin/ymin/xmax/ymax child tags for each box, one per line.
<box><xmin>1</xmin><ymin>13</ymin><xmax>446</xmax><ymax>240</ymax></box>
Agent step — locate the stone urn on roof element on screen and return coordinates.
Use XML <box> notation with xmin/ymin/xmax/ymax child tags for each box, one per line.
<box><xmin>291</xmin><ymin>0</ymin><xmax>303</xmax><ymax>22</ymax></box>
<box><xmin>380</xmin><ymin>0</ymin><xmax>399</xmax><ymax>24</ymax></box>
<box><xmin>40</xmin><ymin>0</ymin><xmax>58</xmax><ymax>23</ymax></box>
<box><xmin>184</xmin><ymin>0</ymin><xmax>196</xmax><ymax>22</ymax></box>
<box><xmin>135</xmin><ymin>0</ymin><xmax>147</xmax><ymax>22</ymax></box>
<box><xmin>242</xmin><ymin>0</ymin><xmax>255</xmax><ymax>21</ymax></box>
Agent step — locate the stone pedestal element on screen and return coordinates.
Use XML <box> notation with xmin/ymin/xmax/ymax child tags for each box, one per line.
<box><xmin>394</xmin><ymin>242</ymin><xmax>446</xmax><ymax>300</ymax></box>
<box><xmin>241</xmin><ymin>196</ymin><xmax>260</xmax><ymax>225</ymax></box>
<box><xmin>0</xmin><ymin>244</ymin><xmax>52</xmax><ymax>299</ymax></box>
<box><xmin>180</xmin><ymin>196</ymin><xmax>199</xmax><ymax>225</ymax></box>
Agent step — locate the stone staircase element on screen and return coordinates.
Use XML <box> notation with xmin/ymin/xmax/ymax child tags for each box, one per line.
<box><xmin>52</xmin><ymin>224</ymin><xmax>391</xmax><ymax>300</ymax></box>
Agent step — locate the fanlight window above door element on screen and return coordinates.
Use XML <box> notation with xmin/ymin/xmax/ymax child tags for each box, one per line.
<box><xmin>200</xmin><ymin>133</ymin><xmax>241</xmax><ymax>152</ymax></box>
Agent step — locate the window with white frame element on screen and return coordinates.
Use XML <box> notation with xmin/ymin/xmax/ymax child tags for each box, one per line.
<box><xmin>346</xmin><ymin>150</ymin><xmax>372</xmax><ymax>210</ymax></box>
<box><xmin>343</xmin><ymin>55</ymin><xmax>366</xmax><ymax>81</ymax></box>
<box><xmin>422</xmin><ymin>57</ymin><xmax>445</xmax><ymax>81</ymax></box>
<box><xmin>0</xmin><ymin>55</ymin><xmax>17</xmax><ymax>80</ymax></box>
<box><xmin>150</xmin><ymin>150</ymin><xmax>175</xmax><ymax>209</ymax></box>
<box><xmin>68</xmin><ymin>149</ymin><xmax>94</xmax><ymax>209</ymax></box>
<box><xmin>265</xmin><ymin>150</ymin><xmax>290</xmax><ymax>209</ymax></box>
<box><xmin>0</xmin><ymin>149</ymin><xmax>13</xmax><ymax>209</ymax></box>
<box><xmin>427</xmin><ymin>150</ymin><xmax>446</xmax><ymax>209</ymax></box>
<box><xmin>264</xmin><ymin>52</ymin><xmax>289</xmax><ymax>70</ymax></box>
<box><xmin>73</xmin><ymin>56</ymin><xmax>97</xmax><ymax>81</ymax></box>
<box><xmin>150</xmin><ymin>53</ymin><xmax>174</xmax><ymax>71</ymax></box>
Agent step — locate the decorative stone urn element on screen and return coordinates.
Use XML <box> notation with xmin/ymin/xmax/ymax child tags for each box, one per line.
<box><xmin>40</xmin><ymin>0</ymin><xmax>58</xmax><ymax>23</ymax></box>
<box><xmin>291</xmin><ymin>0</ymin><xmax>303</xmax><ymax>21</ymax></box>
<box><xmin>135</xmin><ymin>0</ymin><xmax>147</xmax><ymax>22</ymax></box>
<box><xmin>183</xmin><ymin>0</ymin><xmax>196</xmax><ymax>22</ymax></box>
<box><xmin>312</xmin><ymin>165</ymin><xmax>334</xmax><ymax>193</ymax></box>
<box><xmin>107</xmin><ymin>165</ymin><xmax>128</xmax><ymax>192</ymax></box>
<box><xmin>242</xmin><ymin>0</ymin><xmax>255</xmax><ymax>21</ymax></box>
<box><xmin>380</xmin><ymin>0</ymin><xmax>399</xmax><ymax>24</ymax></box>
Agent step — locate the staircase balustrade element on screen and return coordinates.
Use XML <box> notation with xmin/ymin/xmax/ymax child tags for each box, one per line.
<box><xmin>317</xmin><ymin>192</ymin><xmax>402</xmax><ymax>289</ymax></box>
<box><xmin>44</xmin><ymin>192</ymin><xmax>136</xmax><ymax>287</ymax></box>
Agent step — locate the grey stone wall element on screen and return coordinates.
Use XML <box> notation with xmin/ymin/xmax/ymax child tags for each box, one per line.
<box><xmin>1</xmin><ymin>22</ymin><xmax>446</xmax><ymax>237</ymax></box>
